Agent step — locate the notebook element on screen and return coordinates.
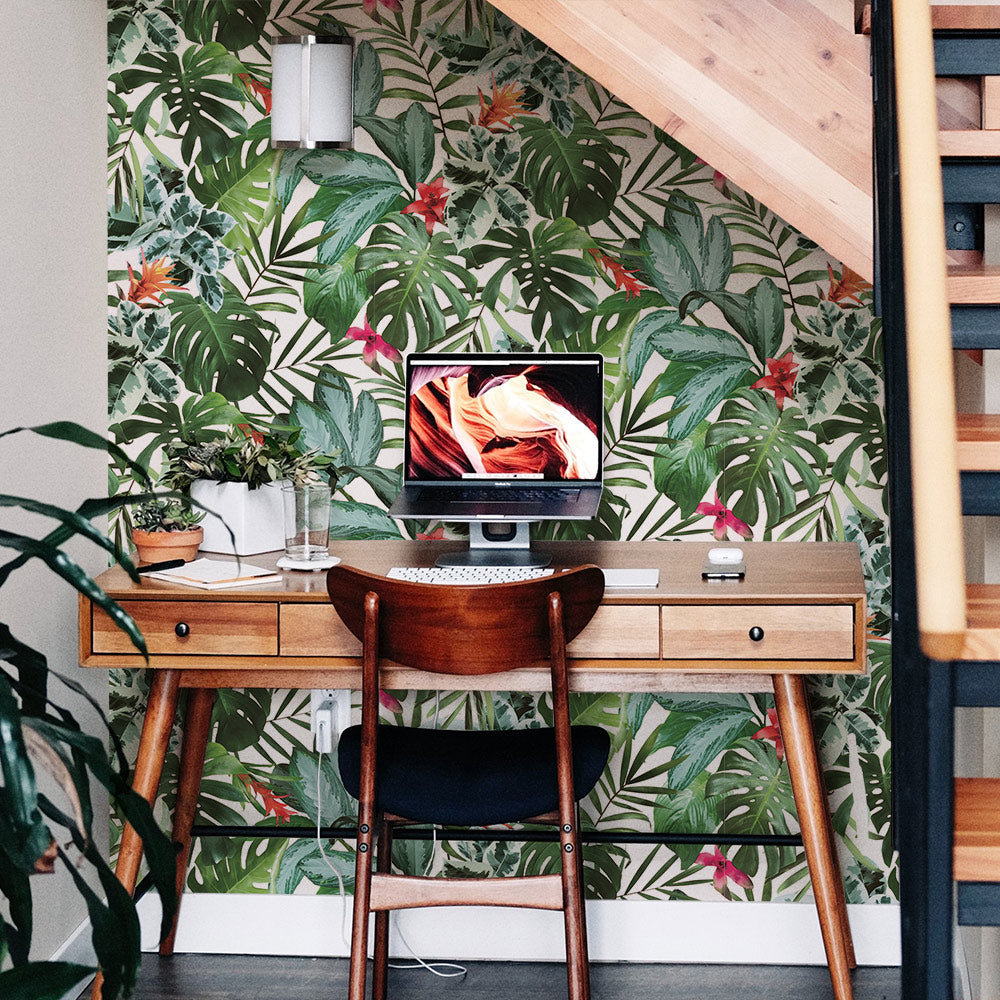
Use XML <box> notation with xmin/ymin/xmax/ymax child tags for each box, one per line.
<box><xmin>140</xmin><ymin>558</ymin><xmax>282</xmax><ymax>590</ymax></box>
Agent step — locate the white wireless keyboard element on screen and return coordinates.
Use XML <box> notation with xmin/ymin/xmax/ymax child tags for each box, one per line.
<box><xmin>387</xmin><ymin>566</ymin><xmax>555</xmax><ymax>585</ymax></box>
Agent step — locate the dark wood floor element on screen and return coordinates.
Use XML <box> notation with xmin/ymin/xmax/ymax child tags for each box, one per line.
<box><xmin>83</xmin><ymin>955</ymin><xmax>901</xmax><ymax>999</ymax></box>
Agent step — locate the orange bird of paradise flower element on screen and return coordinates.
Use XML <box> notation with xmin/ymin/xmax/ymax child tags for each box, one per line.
<box><xmin>476</xmin><ymin>77</ymin><xmax>536</xmax><ymax>132</ymax></box>
<box><xmin>125</xmin><ymin>252</ymin><xmax>186</xmax><ymax>306</ymax></box>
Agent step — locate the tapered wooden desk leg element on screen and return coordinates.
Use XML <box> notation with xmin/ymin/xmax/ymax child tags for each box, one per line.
<box><xmin>160</xmin><ymin>687</ymin><xmax>215</xmax><ymax>956</ymax></box>
<box><xmin>773</xmin><ymin>674</ymin><xmax>855</xmax><ymax>1000</ymax></box>
<box><xmin>91</xmin><ymin>669</ymin><xmax>181</xmax><ymax>1000</ymax></box>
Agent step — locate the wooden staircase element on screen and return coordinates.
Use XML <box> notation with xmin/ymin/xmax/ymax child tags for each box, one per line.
<box><xmin>491</xmin><ymin>0</ymin><xmax>874</xmax><ymax>280</ymax></box>
<box><xmin>874</xmin><ymin>2</ymin><xmax>1000</xmax><ymax>997</ymax></box>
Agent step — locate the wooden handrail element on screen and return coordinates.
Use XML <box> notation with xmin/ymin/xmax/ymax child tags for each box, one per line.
<box><xmin>892</xmin><ymin>0</ymin><xmax>967</xmax><ymax>659</ymax></box>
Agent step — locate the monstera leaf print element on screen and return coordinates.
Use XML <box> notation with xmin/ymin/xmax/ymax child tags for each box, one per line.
<box><xmin>517</xmin><ymin>116</ymin><xmax>624</xmax><ymax>227</ymax></box>
<box><xmin>653</xmin><ymin>424</ymin><xmax>720</xmax><ymax>518</ymax></box>
<box><xmin>706</xmin><ymin>740</ymin><xmax>798</xmax><ymax>876</ymax></box>
<box><xmin>356</xmin><ymin>214</ymin><xmax>477</xmax><ymax>350</ymax></box>
<box><xmin>186</xmin><ymin>128</ymin><xmax>276</xmax><ymax>251</ymax></box>
<box><xmin>706</xmin><ymin>390</ymin><xmax>827</xmax><ymax>528</ymax></box>
<box><xmin>168</xmin><ymin>290</ymin><xmax>275</xmax><ymax>401</ymax></box>
<box><xmin>303</xmin><ymin>246</ymin><xmax>369</xmax><ymax>337</ymax></box>
<box><xmin>118</xmin><ymin>43</ymin><xmax>249</xmax><ymax>164</ymax></box>
<box><xmin>472</xmin><ymin>218</ymin><xmax>598</xmax><ymax>341</ymax></box>
<box><xmin>179</xmin><ymin>0</ymin><xmax>269</xmax><ymax>50</ymax></box>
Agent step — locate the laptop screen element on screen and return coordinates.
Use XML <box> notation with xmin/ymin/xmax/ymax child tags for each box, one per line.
<box><xmin>403</xmin><ymin>353</ymin><xmax>604</xmax><ymax>483</ymax></box>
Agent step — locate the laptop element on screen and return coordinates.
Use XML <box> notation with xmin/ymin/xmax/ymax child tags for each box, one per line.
<box><xmin>388</xmin><ymin>352</ymin><xmax>604</xmax><ymax>522</ymax></box>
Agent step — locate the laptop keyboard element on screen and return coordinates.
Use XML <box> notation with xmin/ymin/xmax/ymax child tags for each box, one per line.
<box><xmin>416</xmin><ymin>486</ymin><xmax>579</xmax><ymax>504</ymax></box>
<box><xmin>387</xmin><ymin>566</ymin><xmax>555</xmax><ymax>585</ymax></box>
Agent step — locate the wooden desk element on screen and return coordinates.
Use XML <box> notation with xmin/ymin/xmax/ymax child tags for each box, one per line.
<box><xmin>79</xmin><ymin>540</ymin><xmax>866</xmax><ymax>1000</ymax></box>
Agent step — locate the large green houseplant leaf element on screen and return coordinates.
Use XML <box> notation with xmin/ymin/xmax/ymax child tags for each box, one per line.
<box><xmin>0</xmin><ymin>422</ymin><xmax>179</xmax><ymax>999</ymax></box>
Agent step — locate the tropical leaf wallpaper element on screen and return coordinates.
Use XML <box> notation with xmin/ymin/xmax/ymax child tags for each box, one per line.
<box><xmin>107</xmin><ymin>0</ymin><xmax>894</xmax><ymax>909</ymax></box>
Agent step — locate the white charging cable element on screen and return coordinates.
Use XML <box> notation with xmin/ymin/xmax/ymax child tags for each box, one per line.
<box><xmin>313</xmin><ymin>713</ymin><xmax>466</xmax><ymax>979</ymax></box>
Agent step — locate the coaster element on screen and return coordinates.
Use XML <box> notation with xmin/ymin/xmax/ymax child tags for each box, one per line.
<box><xmin>276</xmin><ymin>555</ymin><xmax>341</xmax><ymax>572</ymax></box>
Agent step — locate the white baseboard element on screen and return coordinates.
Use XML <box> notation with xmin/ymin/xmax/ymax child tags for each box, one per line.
<box><xmin>136</xmin><ymin>894</ymin><xmax>901</xmax><ymax>966</ymax></box>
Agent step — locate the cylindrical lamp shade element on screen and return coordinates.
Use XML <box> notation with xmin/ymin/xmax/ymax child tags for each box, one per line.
<box><xmin>271</xmin><ymin>35</ymin><xmax>353</xmax><ymax>149</ymax></box>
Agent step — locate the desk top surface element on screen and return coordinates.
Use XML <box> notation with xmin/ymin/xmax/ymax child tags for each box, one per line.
<box><xmin>99</xmin><ymin>540</ymin><xmax>865</xmax><ymax>606</ymax></box>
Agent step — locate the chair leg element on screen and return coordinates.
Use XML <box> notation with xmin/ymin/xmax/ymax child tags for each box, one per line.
<box><xmin>349</xmin><ymin>818</ymin><xmax>375</xmax><ymax>1000</ymax></box>
<box><xmin>561</xmin><ymin>807</ymin><xmax>591</xmax><ymax>1000</ymax></box>
<box><xmin>371</xmin><ymin>818</ymin><xmax>393</xmax><ymax>1000</ymax></box>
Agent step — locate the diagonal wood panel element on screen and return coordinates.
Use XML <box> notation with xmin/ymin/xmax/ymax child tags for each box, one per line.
<box><xmin>491</xmin><ymin>0</ymin><xmax>874</xmax><ymax>279</ymax></box>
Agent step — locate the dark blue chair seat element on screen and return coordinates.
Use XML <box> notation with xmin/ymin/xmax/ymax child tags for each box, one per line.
<box><xmin>338</xmin><ymin>723</ymin><xmax>610</xmax><ymax>827</ymax></box>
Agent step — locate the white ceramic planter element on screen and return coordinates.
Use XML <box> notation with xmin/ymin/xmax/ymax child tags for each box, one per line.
<box><xmin>189</xmin><ymin>480</ymin><xmax>288</xmax><ymax>555</ymax></box>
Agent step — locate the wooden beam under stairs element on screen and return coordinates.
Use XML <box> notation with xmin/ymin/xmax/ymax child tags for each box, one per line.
<box><xmin>957</xmin><ymin>414</ymin><xmax>1000</xmax><ymax>469</ymax></box>
<box><xmin>490</xmin><ymin>0</ymin><xmax>874</xmax><ymax>280</ymax></box>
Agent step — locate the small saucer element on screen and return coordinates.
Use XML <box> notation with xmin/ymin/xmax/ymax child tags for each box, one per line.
<box><xmin>276</xmin><ymin>555</ymin><xmax>341</xmax><ymax>572</ymax></box>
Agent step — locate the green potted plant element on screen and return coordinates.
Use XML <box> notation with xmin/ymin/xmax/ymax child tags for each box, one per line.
<box><xmin>0</xmin><ymin>421</ymin><xmax>178</xmax><ymax>1000</ymax></box>
<box><xmin>129</xmin><ymin>498</ymin><xmax>205</xmax><ymax>564</ymax></box>
<box><xmin>161</xmin><ymin>424</ymin><xmax>337</xmax><ymax>556</ymax></box>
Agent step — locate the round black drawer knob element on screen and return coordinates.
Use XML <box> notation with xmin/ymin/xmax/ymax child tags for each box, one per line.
<box><xmin>748</xmin><ymin>626</ymin><xmax>765</xmax><ymax>642</ymax></box>
<box><xmin>174</xmin><ymin>622</ymin><xmax>190</xmax><ymax>638</ymax></box>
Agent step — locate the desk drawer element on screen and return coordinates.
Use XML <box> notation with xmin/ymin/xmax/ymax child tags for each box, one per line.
<box><xmin>661</xmin><ymin>604</ymin><xmax>854</xmax><ymax>660</ymax></box>
<box><xmin>279</xmin><ymin>604</ymin><xmax>659</xmax><ymax>660</ymax></box>
<box><xmin>280</xmin><ymin>605</ymin><xmax>362</xmax><ymax>656</ymax></box>
<box><xmin>568</xmin><ymin>606</ymin><xmax>660</xmax><ymax>659</ymax></box>
<box><xmin>93</xmin><ymin>601</ymin><xmax>277</xmax><ymax>656</ymax></box>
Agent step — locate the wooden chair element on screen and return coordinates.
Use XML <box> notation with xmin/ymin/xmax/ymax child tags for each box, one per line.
<box><xmin>326</xmin><ymin>564</ymin><xmax>610</xmax><ymax>1000</ymax></box>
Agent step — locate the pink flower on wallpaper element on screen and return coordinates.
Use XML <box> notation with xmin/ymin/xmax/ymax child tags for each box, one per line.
<box><xmin>751</xmin><ymin>708</ymin><xmax>785</xmax><ymax>762</ymax></box>
<box><xmin>402</xmin><ymin>176</ymin><xmax>449</xmax><ymax>237</ymax></box>
<box><xmin>379</xmin><ymin>690</ymin><xmax>403</xmax><ymax>713</ymax></box>
<box><xmin>695</xmin><ymin>492</ymin><xmax>752</xmax><ymax>541</ymax></box>
<box><xmin>345</xmin><ymin>316</ymin><xmax>402</xmax><ymax>373</ymax></box>
<box><xmin>696</xmin><ymin>846</ymin><xmax>752</xmax><ymax>898</ymax></box>
<box><xmin>751</xmin><ymin>352</ymin><xmax>799</xmax><ymax>411</ymax></box>
<box><xmin>363</xmin><ymin>0</ymin><xmax>402</xmax><ymax>22</ymax></box>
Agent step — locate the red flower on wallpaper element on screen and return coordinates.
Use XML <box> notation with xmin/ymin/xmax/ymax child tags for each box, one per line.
<box><xmin>590</xmin><ymin>249</ymin><xmax>644</xmax><ymax>299</ymax></box>
<box><xmin>346</xmin><ymin>316</ymin><xmax>402</xmax><ymax>373</ymax></box>
<box><xmin>476</xmin><ymin>77</ymin><xmax>535</xmax><ymax>131</ymax></box>
<box><xmin>696</xmin><ymin>492</ymin><xmax>752</xmax><ymax>542</ymax></box>
<box><xmin>694</xmin><ymin>157</ymin><xmax>729</xmax><ymax>195</ymax></box>
<box><xmin>239</xmin><ymin>774</ymin><xmax>296</xmax><ymax>824</ymax></box>
<box><xmin>416</xmin><ymin>527</ymin><xmax>445</xmax><ymax>540</ymax></box>
<box><xmin>237</xmin><ymin>423</ymin><xmax>265</xmax><ymax>446</ymax></box>
<box><xmin>751</xmin><ymin>708</ymin><xmax>785</xmax><ymax>762</ymax></box>
<box><xmin>363</xmin><ymin>0</ymin><xmax>402</xmax><ymax>23</ymax></box>
<box><xmin>124</xmin><ymin>252</ymin><xmax>186</xmax><ymax>306</ymax></box>
<box><xmin>402</xmin><ymin>176</ymin><xmax>449</xmax><ymax>237</ymax></box>
<box><xmin>751</xmin><ymin>352</ymin><xmax>798</xmax><ymax>411</ymax></box>
<box><xmin>823</xmin><ymin>263</ymin><xmax>870</xmax><ymax>307</ymax></box>
<box><xmin>238</xmin><ymin>73</ymin><xmax>272</xmax><ymax>114</ymax></box>
<box><xmin>696</xmin><ymin>846</ymin><xmax>752</xmax><ymax>898</ymax></box>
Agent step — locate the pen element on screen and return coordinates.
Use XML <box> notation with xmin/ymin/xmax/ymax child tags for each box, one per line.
<box><xmin>137</xmin><ymin>558</ymin><xmax>186</xmax><ymax>575</ymax></box>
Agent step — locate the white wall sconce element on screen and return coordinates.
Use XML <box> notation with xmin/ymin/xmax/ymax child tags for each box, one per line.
<box><xmin>270</xmin><ymin>34</ymin><xmax>354</xmax><ymax>149</ymax></box>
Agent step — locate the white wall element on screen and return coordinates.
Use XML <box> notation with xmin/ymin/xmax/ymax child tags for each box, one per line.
<box><xmin>0</xmin><ymin>0</ymin><xmax>110</xmax><ymax>961</ymax></box>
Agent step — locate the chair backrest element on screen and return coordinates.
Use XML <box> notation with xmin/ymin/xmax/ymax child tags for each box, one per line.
<box><xmin>326</xmin><ymin>565</ymin><xmax>605</xmax><ymax>675</ymax></box>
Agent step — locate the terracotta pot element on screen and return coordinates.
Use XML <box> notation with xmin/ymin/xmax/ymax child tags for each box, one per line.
<box><xmin>132</xmin><ymin>527</ymin><xmax>203</xmax><ymax>565</ymax></box>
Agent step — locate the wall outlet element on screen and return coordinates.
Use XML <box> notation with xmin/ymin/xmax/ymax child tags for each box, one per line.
<box><xmin>310</xmin><ymin>689</ymin><xmax>351</xmax><ymax>754</ymax></box>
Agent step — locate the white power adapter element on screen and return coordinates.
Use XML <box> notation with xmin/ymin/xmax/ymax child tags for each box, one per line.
<box><xmin>310</xmin><ymin>689</ymin><xmax>351</xmax><ymax>754</ymax></box>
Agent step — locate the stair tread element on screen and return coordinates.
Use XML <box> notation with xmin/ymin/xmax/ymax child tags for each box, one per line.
<box><xmin>939</xmin><ymin>130</ymin><xmax>1000</xmax><ymax>158</ymax></box>
<box><xmin>956</xmin><ymin>779</ymin><xmax>1000</xmax><ymax>882</ymax></box>
<box><xmin>945</xmin><ymin>585</ymin><xmax>1000</xmax><ymax>661</ymax></box>
<box><xmin>957</xmin><ymin>414</ymin><xmax>1000</xmax><ymax>471</ymax></box>
<box><xmin>932</xmin><ymin>5</ymin><xmax>1000</xmax><ymax>31</ymax></box>
<box><xmin>949</xmin><ymin>265</ymin><xmax>1000</xmax><ymax>304</ymax></box>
